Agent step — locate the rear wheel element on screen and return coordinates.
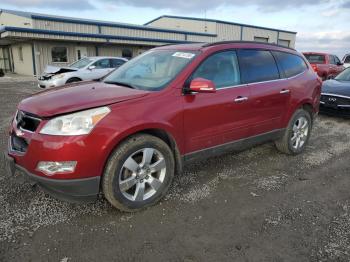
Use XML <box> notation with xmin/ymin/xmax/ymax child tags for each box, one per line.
<box><xmin>275</xmin><ymin>109</ymin><xmax>312</xmax><ymax>155</ymax></box>
<box><xmin>102</xmin><ymin>134</ymin><xmax>175</xmax><ymax>212</ymax></box>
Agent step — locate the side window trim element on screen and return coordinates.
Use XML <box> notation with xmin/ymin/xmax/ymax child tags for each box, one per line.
<box><xmin>185</xmin><ymin>49</ymin><xmax>243</xmax><ymax>91</ymax></box>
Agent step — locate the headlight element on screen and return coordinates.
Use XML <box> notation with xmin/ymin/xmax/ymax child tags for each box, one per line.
<box><xmin>51</xmin><ymin>74</ymin><xmax>65</xmax><ymax>80</ymax></box>
<box><xmin>40</xmin><ymin>107</ymin><xmax>111</xmax><ymax>136</ymax></box>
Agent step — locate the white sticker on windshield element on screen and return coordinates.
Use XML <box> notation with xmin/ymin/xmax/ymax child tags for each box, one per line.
<box><xmin>172</xmin><ymin>52</ymin><xmax>195</xmax><ymax>59</ymax></box>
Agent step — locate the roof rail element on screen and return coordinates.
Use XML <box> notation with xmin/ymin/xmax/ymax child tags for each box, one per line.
<box><xmin>202</xmin><ymin>41</ymin><xmax>296</xmax><ymax>51</ymax></box>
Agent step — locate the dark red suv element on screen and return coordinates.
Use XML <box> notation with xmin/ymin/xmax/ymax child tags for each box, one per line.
<box><xmin>5</xmin><ymin>42</ymin><xmax>321</xmax><ymax>211</ymax></box>
<box><xmin>303</xmin><ymin>52</ymin><xmax>345</xmax><ymax>80</ymax></box>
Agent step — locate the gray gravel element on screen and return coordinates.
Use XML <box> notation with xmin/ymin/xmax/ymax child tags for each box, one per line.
<box><xmin>1</xmin><ymin>79</ymin><xmax>350</xmax><ymax>261</ymax></box>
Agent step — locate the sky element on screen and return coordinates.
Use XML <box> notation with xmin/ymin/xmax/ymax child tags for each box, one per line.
<box><xmin>1</xmin><ymin>0</ymin><xmax>349</xmax><ymax>58</ymax></box>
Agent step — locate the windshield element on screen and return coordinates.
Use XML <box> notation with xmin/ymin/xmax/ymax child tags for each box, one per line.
<box><xmin>69</xmin><ymin>58</ymin><xmax>93</xmax><ymax>69</ymax></box>
<box><xmin>335</xmin><ymin>68</ymin><xmax>350</xmax><ymax>81</ymax></box>
<box><xmin>304</xmin><ymin>54</ymin><xmax>325</xmax><ymax>64</ymax></box>
<box><xmin>103</xmin><ymin>50</ymin><xmax>199</xmax><ymax>91</ymax></box>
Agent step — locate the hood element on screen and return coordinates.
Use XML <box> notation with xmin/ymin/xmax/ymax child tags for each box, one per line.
<box><xmin>19</xmin><ymin>81</ymin><xmax>150</xmax><ymax>117</ymax></box>
<box><xmin>43</xmin><ymin>65</ymin><xmax>77</xmax><ymax>74</ymax></box>
<box><xmin>322</xmin><ymin>79</ymin><xmax>350</xmax><ymax>97</ymax></box>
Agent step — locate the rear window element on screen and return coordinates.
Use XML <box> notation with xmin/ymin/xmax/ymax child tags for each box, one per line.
<box><xmin>304</xmin><ymin>54</ymin><xmax>325</xmax><ymax>64</ymax></box>
<box><xmin>273</xmin><ymin>51</ymin><xmax>308</xmax><ymax>78</ymax></box>
<box><xmin>237</xmin><ymin>50</ymin><xmax>280</xmax><ymax>84</ymax></box>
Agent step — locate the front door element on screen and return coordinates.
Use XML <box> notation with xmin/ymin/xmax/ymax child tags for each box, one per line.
<box><xmin>75</xmin><ymin>46</ymin><xmax>88</xmax><ymax>61</ymax></box>
<box><xmin>183</xmin><ymin>51</ymin><xmax>254</xmax><ymax>154</ymax></box>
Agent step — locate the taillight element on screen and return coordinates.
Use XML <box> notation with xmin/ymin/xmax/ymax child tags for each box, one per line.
<box><xmin>311</xmin><ymin>64</ymin><xmax>318</xmax><ymax>72</ymax></box>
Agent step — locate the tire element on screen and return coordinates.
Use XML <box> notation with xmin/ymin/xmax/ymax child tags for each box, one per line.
<box><xmin>275</xmin><ymin>109</ymin><xmax>312</xmax><ymax>155</ymax></box>
<box><xmin>102</xmin><ymin>134</ymin><xmax>175</xmax><ymax>212</ymax></box>
<box><xmin>66</xmin><ymin>77</ymin><xmax>81</xmax><ymax>84</ymax></box>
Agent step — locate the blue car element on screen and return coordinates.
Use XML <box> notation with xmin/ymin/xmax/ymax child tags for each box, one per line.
<box><xmin>320</xmin><ymin>67</ymin><xmax>350</xmax><ymax>117</ymax></box>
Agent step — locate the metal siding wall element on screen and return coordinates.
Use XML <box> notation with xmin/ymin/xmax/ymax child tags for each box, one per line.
<box><xmin>147</xmin><ymin>17</ymin><xmax>217</xmax><ymax>34</ymax></box>
<box><xmin>100</xmin><ymin>26</ymin><xmax>185</xmax><ymax>41</ymax></box>
<box><xmin>33</xmin><ymin>20</ymin><xmax>99</xmax><ymax>34</ymax></box>
<box><xmin>278</xmin><ymin>32</ymin><xmax>296</xmax><ymax>48</ymax></box>
<box><xmin>242</xmin><ymin>27</ymin><xmax>278</xmax><ymax>43</ymax></box>
<box><xmin>216</xmin><ymin>23</ymin><xmax>241</xmax><ymax>41</ymax></box>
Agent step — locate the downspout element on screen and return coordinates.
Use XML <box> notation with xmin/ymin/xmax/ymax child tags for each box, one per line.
<box><xmin>31</xmin><ymin>42</ymin><xmax>37</xmax><ymax>76</ymax></box>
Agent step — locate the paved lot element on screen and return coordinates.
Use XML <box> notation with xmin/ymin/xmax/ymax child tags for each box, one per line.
<box><xmin>1</xmin><ymin>80</ymin><xmax>350</xmax><ymax>262</ymax></box>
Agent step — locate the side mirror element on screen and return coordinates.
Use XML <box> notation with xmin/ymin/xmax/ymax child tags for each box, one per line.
<box><xmin>337</xmin><ymin>62</ymin><xmax>344</xmax><ymax>66</ymax></box>
<box><xmin>88</xmin><ymin>65</ymin><xmax>96</xmax><ymax>70</ymax></box>
<box><xmin>188</xmin><ymin>78</ymin><xmax>216</xmax><ymax>93</ymax></box>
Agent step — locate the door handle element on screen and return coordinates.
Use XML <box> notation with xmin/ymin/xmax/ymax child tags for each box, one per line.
<box><xmin>280</xmin><ymin>89</ymin><xmax>290</xmax><ymax>94</ymax></box>
<box><xmin>234</xmin><ymin>96</ymin><xmax>248</xmax><ymax>103</ymax></box>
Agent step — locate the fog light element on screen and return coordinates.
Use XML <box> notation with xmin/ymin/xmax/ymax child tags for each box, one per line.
<box><xmin>36</xmin><ymin>161</ymin><xmax>77</xmax><ymax>176</ymax></box>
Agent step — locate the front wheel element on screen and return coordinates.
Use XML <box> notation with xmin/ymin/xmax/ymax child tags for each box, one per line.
<box><xmin>102</xmin><ymin>134</ymin><xmax>175</xmax><ymax>212</ymax></box>
<box><xmin>275</xmin><ymin>109</ymin><xmax>312</xmax><ymax>155</ymax></box>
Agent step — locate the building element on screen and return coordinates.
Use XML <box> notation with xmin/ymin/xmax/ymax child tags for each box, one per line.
<box><xmin>0</xmin><ymin>9</ymin><xmax>297</xmax><ymax>76</ymax></box>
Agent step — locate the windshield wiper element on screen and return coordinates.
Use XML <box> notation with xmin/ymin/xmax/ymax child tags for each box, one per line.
<box><xmin>104</xmin><ymin>81</ymin><xmax>138</xmax><ymax>89</ymax></box>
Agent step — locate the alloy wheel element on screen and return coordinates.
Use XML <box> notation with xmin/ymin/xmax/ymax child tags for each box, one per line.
<box><xmin>291</xmin><ymin>116</ymin><xmax>309</xmax><ymax>150</ymax></box>
<box><xmin>118</xmin><ymin>148</ymin><xmax>166</xmax><ymax>202</ymax></box>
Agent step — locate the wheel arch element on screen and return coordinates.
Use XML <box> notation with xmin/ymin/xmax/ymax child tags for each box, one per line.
<box><xmin>66</xmin><ymin>77</ymin><xmax>82</xmax><ymax>83</ymax></box>
<box><xmin>101</xmin><ymin>126</ymin><xmax>183</xmax><ymax>187</ymax></box>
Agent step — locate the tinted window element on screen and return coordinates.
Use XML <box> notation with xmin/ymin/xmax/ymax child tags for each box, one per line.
<box><xmin>93</xmin><ymin>59</ymin><xmax>111</xmax><ymax>69</ymax></box>
<box><xmin>191</xmin><ymin>51</ymin><xmax>241</xmax><ymax>89</ymax></box>
<box><xmin>334</xmin><ymin>56</ymin><xmax>341</xmax><ymax>65</ymax></box>
<box><xmin>111</xmin><ymin>59</ymin><xmax>126</xmax><ymax>68</ymax></box>
<box><xmin>304</xmin><ymin>54</ymin><xmax>325</xmax><ymax>64</ymax></box>
<box><xmin>344</xmin><ymin>55</ymin><xmax>350</xmax><ymax>63</ymax></box>
<box><xmin>329</xmin><ymin>55</ymin><xmax>336</xmax><ymax>65</ymax></box>
<box><xmin>273</xmin><ymin>51</ymin><xmax>307</xmax><ymax>78</ymax></box>
<box><xmin>238</xmin><ymin>50</ymin><xmax>280</xmax><ymax>84</ymax></box>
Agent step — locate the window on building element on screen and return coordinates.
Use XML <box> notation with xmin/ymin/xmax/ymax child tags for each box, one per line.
<box><xmin>278</xmin><ymin>39</ymin><xmax>290</xmax><ymax>47</ymax></box>
<box><xmin>18</xmin><ymin>46</ymin><xmax>23</xmax><ymax>61</ymax></box>
<box><xmin>93</xmin><ymin>59</ymin><xmax>111</xmax><ymax>69</ymax></box>
<box><xmin>273</xmin><ymin>51</ymin><xmax>307</xmax><ymax>78</ymax></box>
<box><xmin>51</xmin><ymin>47</ymin><xmax>68</xmax><ymax>62</ymax></box>
<box><xmin>238</xmin><ymin>50</ymin><xmax>280</xmax><ymax>84</ymax></box>
<box><xmin>254</xmin><ymin>36</ymin><xmax>269</xmax><ymax>43</ymax></box>
<box><xmin>191</xmin><ymin>51</ymin><xmax>241</xmax><ymax>89</ymax></box>
<box><xmin>122</xmin><ymin>48</ymin><xmax>133</xmax><ymax>59</ymax></box>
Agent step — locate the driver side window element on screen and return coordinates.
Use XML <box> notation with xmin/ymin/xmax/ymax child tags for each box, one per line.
<box><xmin>192</xmin><ymin>51</ymin><xmax>241</xmax><ymax>89</ymax></box>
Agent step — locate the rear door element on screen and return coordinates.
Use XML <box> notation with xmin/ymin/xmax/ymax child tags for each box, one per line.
<box><xmin>333</xmin><ymin>55</ymin><xmax>345</xmax><ymax>75</ymax></box>
<box><xmin>237</xmin><ymin>49</ymin><xmax>288</xmax><ymax>135</ymax></box>
<box><xmin>183</xmin><ymin>50</ymin><xmax>254</xmax><ymax>153</ymax></box>
<box><xmin>89</xmin><ymin>58</ymin><xmax>113</xmax><ymax>79</ymax></box>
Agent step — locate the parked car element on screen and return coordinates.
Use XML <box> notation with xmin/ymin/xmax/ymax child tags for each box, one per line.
<box><xmin>303</xmin><ymin>52</ymin><xmax>344</xmax><ymax>80</ymax></box>
<box><xmin>320</xmin><ymin>67</ymin><xmax>350</xmax><ymax>117</ymax></box>
<box><xmin>38</xmin><ymin>56</ymin><xmax>128</xmax><ymax>88</ymax></box>
<box><xmin>343</xmin><ymin>54</ymin><xmax>350</xmax><ymax>68</ymax></box>
<box><xmin>5</xmin><ymin>42</ymin><xmax>321</xmax><ymax>212</ymax></box>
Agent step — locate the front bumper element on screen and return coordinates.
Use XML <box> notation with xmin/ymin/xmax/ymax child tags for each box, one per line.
<box><xmin>4</xmin><ymin>152</ymin><xmax>100</xmax><ymax>203</ymax></box>
<box><xmin>37</xmin><ymin>78</ymin><xmax>66</xmax><ymax>89</ymax></box>
<box><xmin>320</xmin><ymin>104</ymin><xmax>350</xmax><ymax>118</ymax></box>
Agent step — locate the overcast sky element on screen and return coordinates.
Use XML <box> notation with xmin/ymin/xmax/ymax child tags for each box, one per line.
<box><xmin>1</xmin><ymin>0</ymin><xmax>349</xmax><ymax>58</ymax></box>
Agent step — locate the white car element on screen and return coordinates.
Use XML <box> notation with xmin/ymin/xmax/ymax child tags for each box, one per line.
<box><xmin>38</xmin><ymin>56</ymin><xmax>128</xmax><ymax>88</ymax></box>
<box><xmin>343</xmin><ymin>54</ymin><xmax>350</xmax><ymax>68</ymax></box>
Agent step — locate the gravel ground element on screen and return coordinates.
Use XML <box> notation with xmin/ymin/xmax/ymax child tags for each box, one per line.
<box><xmin>1</xmin><ymin>80</ymin><xmax>350</xmax><ymax>262</ymax></box>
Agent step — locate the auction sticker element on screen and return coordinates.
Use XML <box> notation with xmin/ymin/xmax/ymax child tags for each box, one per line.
<box><xmin>172</xmin><ymin>52</ymin><xmax>196</xmax><ymax>59</ymax></box>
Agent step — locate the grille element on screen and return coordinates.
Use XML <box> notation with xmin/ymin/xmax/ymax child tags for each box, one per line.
<box><xmin>321</xmin><ymin>94</ymin><xmax>350</xmax><ymax>106</ymax></box>
<box><xmin>11</xmin><ymin>134</ymin><xmax>28</xmax><ymax>153</ymax></box>
<box><xmin>15</xmin><ymin>111</ymin><xmax>41</xmax><ymax>132</ymax></box>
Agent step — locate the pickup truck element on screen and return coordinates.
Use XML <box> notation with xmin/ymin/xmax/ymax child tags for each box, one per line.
<box><xmin>303</xmin><ymin>52</ymin><xmax>344</xmax><ymax>80</ymax></box>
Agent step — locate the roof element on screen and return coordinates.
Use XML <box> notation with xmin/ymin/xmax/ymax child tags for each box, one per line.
<box><xmin>0</xmin><ymin>9</ymin><xmax>216</xmax><ymax>37</ymax></box>
<box><xmin>145</xmin><ymin>15</ymin><xmax>297</xmax><ymax>35</ymax></box>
